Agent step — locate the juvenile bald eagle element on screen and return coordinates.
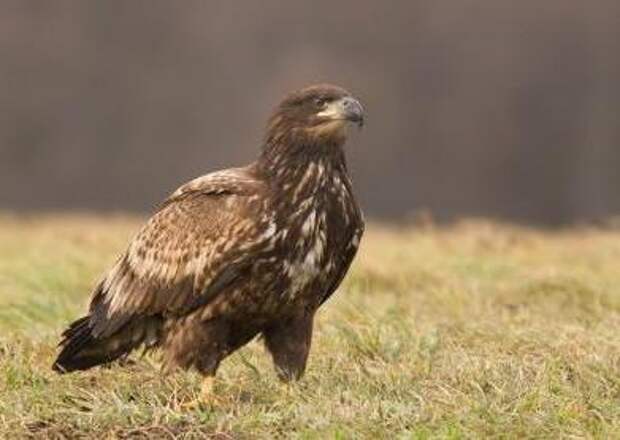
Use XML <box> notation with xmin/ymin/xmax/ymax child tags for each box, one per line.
<box><xmin>53</xmin><ymin>84</ymin><xmax>365</xmax><ymax>401</ymax></box>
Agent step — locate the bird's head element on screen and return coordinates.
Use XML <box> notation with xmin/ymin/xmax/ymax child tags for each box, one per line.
<box><xmin>265</xmin><ymin>84</ymin><xmax>364</xmax><ymax>149</ymax></box>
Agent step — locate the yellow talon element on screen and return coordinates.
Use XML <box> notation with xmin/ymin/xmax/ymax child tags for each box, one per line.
<box><xmin>180</xmin><ymin>376</ymin><xmax>219</xmax><ymax>410</ymax></box>
<box><xmin>278</xmin><ymin>380</ymin><xmax>294</xmax><ymax>397</ymax></box>
<box><xmin>201</xmin><ymin>376</ymin><xmax>216</xmax><ymax>402</ymax></box>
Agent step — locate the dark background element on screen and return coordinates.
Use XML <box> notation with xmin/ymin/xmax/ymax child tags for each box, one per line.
<box><xmin>1</xmin><ymin>1</ymin><xmax>619</xmax><ymax>225</ymax></box>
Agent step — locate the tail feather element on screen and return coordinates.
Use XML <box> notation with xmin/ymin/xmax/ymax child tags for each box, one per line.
<box><xmin>53</xmin><ymin>315</ymin><xmax>161</xmax><ymax>374</ymax></box>
<box><xmin>55</xmin><ymin>317</ymin><xmax>91</xmax><ymax>358</ymax></box>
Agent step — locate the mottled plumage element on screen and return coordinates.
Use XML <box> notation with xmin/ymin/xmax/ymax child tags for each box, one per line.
<box><xmin>54</xmin><ymin>84</ymin><xmax>365</xmax><ymax>389</ymax></box>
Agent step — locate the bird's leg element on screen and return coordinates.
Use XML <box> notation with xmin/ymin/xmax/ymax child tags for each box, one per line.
<box><xmin>263</xmin><ymin>312</ymin><xmax>314</xmax><ymax>382</ymax></box>
<box><xmin>181</xmin><ymin>321</ymin><xmax>231</xmax><ymax>409</ymax></box>
<box><xmin>180</xmin><ymin>374</ymin><xmax>219</xmax><ymax>410</ymax></box>
<box><xmin>200</xmin><ymin>375</ymin><xmax>217</xmax><ymax>402</ymax></box>
<box><xmin>194</xmin><ymin>365</ymin><xmax>223</xmax><ymax>407</ymax></box>
<box><xmin>277</xmin><ymin>379</ymin><xmax>298</xmax><ymax>398</ymax></box>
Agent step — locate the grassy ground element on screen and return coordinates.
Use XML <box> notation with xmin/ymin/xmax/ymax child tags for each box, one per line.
<box><xmin>0</xmin><ymin>213</ymin><xmax>619</xmax><ymax>439</ymax></box>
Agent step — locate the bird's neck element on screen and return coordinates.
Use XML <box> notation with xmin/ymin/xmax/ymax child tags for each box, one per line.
<box><xmin>257</xmin><ymin>138</ymin><xmax>348</xmax><ymax>189</ymax></box>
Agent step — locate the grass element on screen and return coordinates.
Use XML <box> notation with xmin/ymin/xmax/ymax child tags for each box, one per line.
<box><xmin>0</xmin><ymin>213</ymin><xmax>619</xmax><ymax>438</ymax></box>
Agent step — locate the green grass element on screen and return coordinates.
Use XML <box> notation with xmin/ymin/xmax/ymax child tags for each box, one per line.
<box><xmin>1</xmin><ymin>214</ymin><xmax>619</xmax><ymax>438</ymax></box>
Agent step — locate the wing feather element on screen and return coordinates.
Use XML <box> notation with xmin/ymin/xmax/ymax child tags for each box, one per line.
<box><xmin>89</xmin><ymin>167</ymin><xmax>271</xmax><ymax>336</ymax></box>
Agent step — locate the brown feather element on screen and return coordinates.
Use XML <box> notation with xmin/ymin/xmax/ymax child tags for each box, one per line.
<box><xmin>53</xmin><ymin>84</ymin><xmax>364</xmax><ymax>379</ymax></box>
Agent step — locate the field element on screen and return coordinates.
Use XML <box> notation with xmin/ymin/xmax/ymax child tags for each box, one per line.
<box><xmin>0</xmin><ymin>214</ymin><xmax>619</xmax><ymax>438</ymax></box>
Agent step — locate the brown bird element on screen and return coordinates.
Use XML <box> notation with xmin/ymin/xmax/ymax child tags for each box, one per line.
<box><xmin>53</xmin><ymin>84</ymin><xmax>365</xmax><ymax>403</ymax></box>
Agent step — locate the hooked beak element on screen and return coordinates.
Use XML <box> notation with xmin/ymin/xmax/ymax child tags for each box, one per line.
<box><xmin>317</xmin><ymin>96</ymin><xmax>365</xmax><ymax>127</ymax></box>
<box><xmin>340</xmin><ymin>96</ymin><xmax>365</xmax><ymax>127</ymax></box>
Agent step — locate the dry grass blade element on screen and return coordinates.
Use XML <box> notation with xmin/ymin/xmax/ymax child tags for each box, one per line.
<box><xmin>0</xmin><ymin>214</ymin><xmax>619</xmax><ymax>437</ymax></box>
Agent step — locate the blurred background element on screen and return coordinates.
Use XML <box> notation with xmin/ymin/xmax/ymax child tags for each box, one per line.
<box><xmin>1</xmin><ymin>0</ymin><xmax>619</xmax><ymax>225</ymax></box>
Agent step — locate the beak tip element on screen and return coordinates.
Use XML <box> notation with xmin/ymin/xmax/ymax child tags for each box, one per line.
<box><xmin>342</xmin><ymin>96</ymin><xmax>365</xmax><ymax>127</ymax></box>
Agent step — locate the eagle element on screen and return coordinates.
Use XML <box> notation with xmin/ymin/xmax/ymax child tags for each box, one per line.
<box><xmin>53</xmin><ymin>84</ymin><xmax>365</xmax><ymax>403</ymax></box>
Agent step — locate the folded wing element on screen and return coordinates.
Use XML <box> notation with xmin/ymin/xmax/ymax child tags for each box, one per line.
<box><xmin>54</xmin><ymin>167</ymin><xmax>272</xmax><ymax>371</ymax></box>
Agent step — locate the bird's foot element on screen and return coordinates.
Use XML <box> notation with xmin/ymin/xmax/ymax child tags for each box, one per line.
<box><xmin>277</xmin><ymin>380</ymin><xmax>297</xmax><ymax>397</ymax></box>
<box><xmin>181</xmin><ymin>376</ymin><xmax>220</xmax><ymax>410</ymax></box>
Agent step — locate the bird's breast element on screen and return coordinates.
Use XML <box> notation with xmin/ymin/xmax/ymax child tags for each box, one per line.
<box><xmin>282</xmin><ymin>208</ymin><xmax>327</xmax><ymax>298</ymax></box>
<box><xmin>279</xmin><ymin>187</ymin><xmax>357</xmax><ymax>304</ymax></box>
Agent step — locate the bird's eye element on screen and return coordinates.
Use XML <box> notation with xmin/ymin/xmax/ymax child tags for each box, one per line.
<box><xmin>314</xmin><ymin>97</ymin><xmax>328</xmax><ymax>108</ymax></box>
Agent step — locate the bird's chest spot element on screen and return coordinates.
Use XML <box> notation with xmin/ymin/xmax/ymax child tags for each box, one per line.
<box><xmin>284</xmin><ymin>208</ymin><xmax>328</xmax><ymax>298</ymax></box>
